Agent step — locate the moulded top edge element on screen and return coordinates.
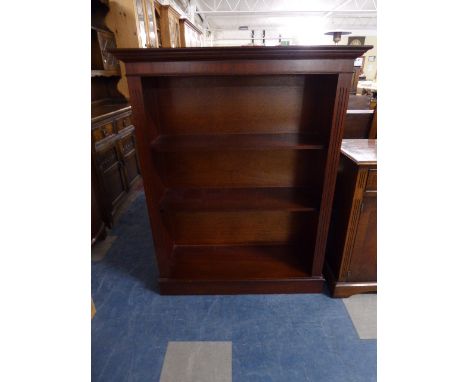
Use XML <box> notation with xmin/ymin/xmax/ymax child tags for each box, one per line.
<box><xmin>111</xmin><ymin>45</ymin><xmax>373</xmax><ymax>63</ymax></box>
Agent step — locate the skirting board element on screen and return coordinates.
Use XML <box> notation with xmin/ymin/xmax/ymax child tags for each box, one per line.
<box><xmin>159</xmin><ymin>278</ymin><xmax>324</xmax><ymax>295</ymax></box>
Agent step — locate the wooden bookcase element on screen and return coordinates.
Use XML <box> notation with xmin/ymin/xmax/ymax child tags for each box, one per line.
<box><xmin>113</xmin><ymin>46</ymin><xmax>371</xmax><ymax>294</ymax></box>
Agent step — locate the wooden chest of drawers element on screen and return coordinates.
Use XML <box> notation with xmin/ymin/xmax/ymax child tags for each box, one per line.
<box><xmin>324</xmin><ymin>139</ymin><xmax>377</xmax><ymax>298</ymax></box>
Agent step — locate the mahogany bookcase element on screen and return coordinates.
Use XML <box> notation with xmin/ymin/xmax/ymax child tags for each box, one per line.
<box><xmin>113</xmin><ymin>46</ymin><xmax>371</xmax><ymax>294</ymax></box>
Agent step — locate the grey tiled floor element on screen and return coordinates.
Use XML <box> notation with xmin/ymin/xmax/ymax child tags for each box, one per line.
<box><xmin>343</xmin><ymin>294</ymin><xmax>377</xmax><ymax>339</ymax></box>
<box><xmin>160</xmin><ymin>342</ymin><xmax>232</xmax><ymax>382</ymax></box>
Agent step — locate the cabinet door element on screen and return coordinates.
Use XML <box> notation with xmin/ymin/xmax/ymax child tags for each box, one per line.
<box><xmin>348</xmin><ymin>192</ymin><xmax>377</xmax><ymax>282</ymax></box>
<box><xmin>119</xmin><ymin>132</ymin><xmax>140</xmax><ymax>186</ymax></box>
<box><xmin>135</xmin><ymin>0</ymin><xmax>148</xmax><ymax>47</ymax></box>
<box><xmin>145</xmin><ymin>0</ymin><xmax>159</xmax><ymax>47</ymax></box>
<box><xmin>91</xmin><ymin>165</ymin><xmax>106</xmax><ymax>244</ymax></box>
<box><xmin>96</xmin><ymin>144</ymin><xmax>127</xmax><ymax>215</ymax></box>
<box><xmin>169</xmin><ymin>13</ymin><xmax>180</xmax><ymax>47</ymax></box>
<box><xmin>96</xmin><ymin>30</ymin><xmax>118</xmax><ymax>70</ymax></box>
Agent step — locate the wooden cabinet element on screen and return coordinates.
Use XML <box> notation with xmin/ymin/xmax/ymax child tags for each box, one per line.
<box><xmin>324</xmin><ymin>139</ymin><xmax>377</xmax><ymax>298</ymax></box>
<box><xmin>134</xmin><ymin>0</ymin><xmax>161</xmax><ymax>48</ymax></box>
<box><xmin>159</xmin><ymin>4</ymin><xmax>181</xmax><ymax>48</ymax></box>
<box><xmin>92</xmin><ymin>103</ymin><xmax>141</xmax><ymax>226</ymax></box>
<box><xmin>91</xmin><ymin>28</ymin><xmax>120</xmax><ymax>73</ymax></box>
<box><xmin>92</xmin><ymin>164</ymin><xmax>107</xmax><ymax>245</ymax></box>
<box><xmin>179</xmin><ymin>18</ymin><xmax>202</xmax><ymax>47</ymax></box>
<box><xmin>92</xmin><ymin>0</ymin><xmax>141</xmax><ymax>229</ymax></box>
<box><xmin>113</xmin><ymin>45</ymin><xmax>372</xmax><ymax>295</ymax></box>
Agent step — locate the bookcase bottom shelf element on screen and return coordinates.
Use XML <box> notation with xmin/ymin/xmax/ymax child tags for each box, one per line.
<box><xmin>159</xmin><ymin>245</ymin><xmax>324</xmax><ymax>295</ymax></box>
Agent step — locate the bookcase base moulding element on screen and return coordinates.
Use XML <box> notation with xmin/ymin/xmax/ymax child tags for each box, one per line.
<box><xmin>113</xmin><ymin>46</ymin><xmax>372</xmax><ymax>295</ymax></box>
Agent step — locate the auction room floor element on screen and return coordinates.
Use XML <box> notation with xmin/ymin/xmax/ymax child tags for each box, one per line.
<box><xmin>92</xmin><ymin>191</ymin><xmax>376</xmax><ymax>382</ymax></box>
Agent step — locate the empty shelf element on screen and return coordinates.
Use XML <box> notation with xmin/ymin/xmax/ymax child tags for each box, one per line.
<box><xmin>152</xmin><ymin>133</ymin><xmax>325</xmax><ymax>151</ymax></box>
<box><xmin>161</xmin><ymin>187</ymin><xmax>320</xmax><ymax>212</ymax></box>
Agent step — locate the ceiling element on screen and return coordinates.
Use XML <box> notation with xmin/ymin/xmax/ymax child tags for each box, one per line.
<box><xmin>192</xmin><ymin>0</ymin><xmax>377</xmax><ymax>46</ymax></box>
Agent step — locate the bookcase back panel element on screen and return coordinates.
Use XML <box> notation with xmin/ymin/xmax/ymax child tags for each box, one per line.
<box><xmin>155</xmin><ymin>150</ymin><xmax>326</xmax><ymax>188</ymax></box>
<box><xmin>164</xmin><ymin>210</ymin><xmax>318</xmax><ymax>245</ymax></box>
<box><xmin>143</xmin><ymin>75</ymin><xmax>337</xmax><ymax>137</ymax></box>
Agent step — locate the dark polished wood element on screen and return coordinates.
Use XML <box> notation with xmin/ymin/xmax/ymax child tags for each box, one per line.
<box><xmin>344</xmin><ymin>109</ymin><xmax>375</xmax><ymax>138</ymax></box>
<box><xmin>91</xmin><ymin>163</ymin><xmax>107</xmax><ymax>245</ymax></box>
<box><xmin>324</xmin><ymin>139</ymin><xmax>377</xmax><ymax>298</ymax></box>
<box><xmin>113</xmin><ymin>45</ymin><xmax>373</xmax><ymax>62</ymax></box>
<box><xmin>152</xmin><ymin>133</ymin><xmax>325</xmax><ymax>151</ymax></box>
<box><xmin>161</xmin><ymin>188</ymin><xmax>320</xmax><ymax>212</ymax></box>
<box><xmin>114</xmin><ymin>46</ymin><xmax>371</xmax><ymax>294</ymax></box>
<box><xmin>91</xmin><ymin>103</ymin><xmax>141</xmax><ymax>226</ymax></box>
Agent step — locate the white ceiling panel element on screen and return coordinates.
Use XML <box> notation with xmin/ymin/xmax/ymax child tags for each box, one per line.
<box><xmin>193</xmin><ymin>0</ymin><xmax>376</xmax><ymax>45</ymax></box>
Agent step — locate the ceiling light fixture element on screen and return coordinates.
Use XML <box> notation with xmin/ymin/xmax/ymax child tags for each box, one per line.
<box><xmin>325</xmin><ymin>31</ymin><xmax>351</xmax><ymax>44</ymax></box>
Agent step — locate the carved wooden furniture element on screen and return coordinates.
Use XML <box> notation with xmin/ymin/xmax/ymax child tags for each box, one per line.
<box><xmin>324</xmin><ymin>139</ymin><xmax>377</xmax><ymax>298</ymax></box>
<box><xmin>92</xmin><ymin>163</ymin><xmax>107</xmax><ymax>245</ymax></box>
<box><xmin>91</xmin><ymin>103</ymin><xmax>141</xmax><ymax>226</ymax></box>
<box><xmin>113</xmin><ymin>45</ymin><xmax>371</xmax><ymax>295</ymax></box>
<box><xmin>159</xmin><ymin>4</ymin><xmax>181</xmax><ymax>48</ymax></box>
<box><xmin>179</xmin><ymin>18</ymin><xmax>203</xmax><ymax>47</ymax></box>
<box><xmin>92</xmin><ymin>0</ymin><xmax>141</xmax><ymax>229</ymax></box>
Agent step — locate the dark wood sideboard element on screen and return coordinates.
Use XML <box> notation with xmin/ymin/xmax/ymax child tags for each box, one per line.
<box><xmin>324</xmin><ymin>139</ymin><xmax>377</xmax><ymax>298</ymax></box>
<box><xmin>113</xmin><ymin>45</ymin><xmax>372</xmax><ymax>295</ymax></box>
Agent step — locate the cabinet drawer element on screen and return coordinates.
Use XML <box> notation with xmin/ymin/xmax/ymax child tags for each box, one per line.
<box><xmin>366</xmin><ymin>169</ymin><xmax>377</xmax><ymax>191</ymax></box>
<box><xmin>115</xmin><ymin>115</ymin><xmax>133</xmax><ymax>132</ymax></box>
<box><xmin>96</xmin><ymin>146</ymin><xmax>120</xmax><ymax>172</ymax></box>
<box><xmin>120</xmin><ymin>134</ymin><xmax>136</xmax><ymax>156</ymax></box>
<box><xmin>92</xmin><ymin>122</ymin><xmax>114</xmax><ymax>142</ymax></box>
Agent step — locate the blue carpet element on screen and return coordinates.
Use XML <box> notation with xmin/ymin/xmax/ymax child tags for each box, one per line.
<box><xmin>92</xmin><ymin>192</ymin><xmax>376</xmax><ymax>381</ymax></box>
